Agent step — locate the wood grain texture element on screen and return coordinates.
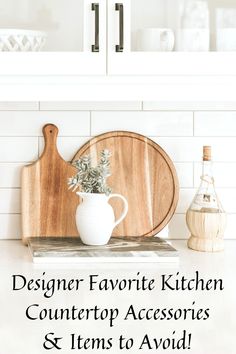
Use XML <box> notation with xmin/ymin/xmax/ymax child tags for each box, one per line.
<box><xmin>72</xmin><ymin>131</ymin><xmax>179</xmax><ymax>237</ymax></box>
<box><xmin>21</xmin><ymin>124</ymin><xmax>79</xmax><ymax>243</ymax></box>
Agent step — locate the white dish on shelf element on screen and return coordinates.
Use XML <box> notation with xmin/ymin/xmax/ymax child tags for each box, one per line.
<box><xmin>216</xmin><ymin>28</ymin><xmax>236</xmax><ymax>51</ymax></box>
<box><xmin>136</xmin><ymin>28</ymin><xmax>175</xmax><ymax>52</ymax></box>
<box><xmin>0</xmin><ymin>29</ymin><xmax>47</xmax><ymax>52</ymax></box>
<box><xmin>176</xmin><ymin>29</ymin><xmax>209</xmax><ymax>51</ymax></box>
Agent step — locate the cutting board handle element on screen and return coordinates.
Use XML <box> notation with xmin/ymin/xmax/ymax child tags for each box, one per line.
<box><xmin>22</xmin><ymin>123</ymin><xmax>79</xmax><ymax>241</ymax></box>
<box><xmin>42</xmin><ymin>124</ymin><xmax>60</xmax><ymax>157</ymax></box>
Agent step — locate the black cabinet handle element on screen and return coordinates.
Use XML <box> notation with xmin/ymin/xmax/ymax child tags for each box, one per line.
<box><xmin>115</xmin><ymin>3</ymin><xmax>124</xmax><ymax>52</ymax></box>
<box><xmin>92</xmin><ymin>3</ymin><xmax>99</xmax><ymax>52</ymax></box>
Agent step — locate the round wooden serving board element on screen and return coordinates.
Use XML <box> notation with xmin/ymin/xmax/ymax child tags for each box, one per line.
<box><xmin>72</xmin><ymin>131</ymin><xmax>179</xmax><ymax>237</ymax></box>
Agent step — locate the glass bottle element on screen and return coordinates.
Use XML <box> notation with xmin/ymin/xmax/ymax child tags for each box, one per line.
<box><xmin>186</xmin><ymin>146</ymin><xmax>226</xmax><ymax>252</ymax></box>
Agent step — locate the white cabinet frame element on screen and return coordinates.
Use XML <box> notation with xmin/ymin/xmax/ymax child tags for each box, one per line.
<box><xmin>107</xmin><ymin>0</ymin><xmax>236</xmax><ymax>76</ymax></box>
<box><xmin>0</xmin><ymin>0</ymin><xmax>236</xmax><ymax>77</ymax></box>
<box><xmin>0</xmin><ymin>0</ymin><xmax>106</xmax><ymax>76</ymax></box>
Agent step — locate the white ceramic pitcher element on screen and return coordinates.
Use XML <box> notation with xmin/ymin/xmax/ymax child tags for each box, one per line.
<box><xmin>76</xmin><ymin>192</ymin><xmax>128</xmax><ymax>246</ymax></box>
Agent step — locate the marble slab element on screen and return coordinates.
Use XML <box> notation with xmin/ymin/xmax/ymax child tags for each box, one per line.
<box><xmin>28</xmin><ymin>237</ymin><xmax>179</xmax><ymax>264</ymax></box>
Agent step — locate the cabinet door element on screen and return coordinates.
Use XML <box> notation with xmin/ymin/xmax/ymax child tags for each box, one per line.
<box><xmin>108</xmin><ymin>0</ymin><xmax>236</xmax><ymax>75</ymax></box>
<box><xmin>0</xmin><ymin>0</ymin><xmax>106</xmax><ymax>75</ymax></box>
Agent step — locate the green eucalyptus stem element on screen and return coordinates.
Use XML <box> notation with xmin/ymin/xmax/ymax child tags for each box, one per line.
<box><xmin>68</xmin><ymin>149</ymin><xmax>112</xmax><ymax>196</ymax></box>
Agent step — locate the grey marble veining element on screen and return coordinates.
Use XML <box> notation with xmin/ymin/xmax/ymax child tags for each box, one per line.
<box><xmin>28</xmin><ymin>237</ymin><xmax>178</xmax><ymax>260</ymax></box>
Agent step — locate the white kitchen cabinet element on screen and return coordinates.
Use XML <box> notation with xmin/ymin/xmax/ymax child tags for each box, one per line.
<box><xmin>108</xmin><ymin>0</ymin><xmax>236</xmax><ymax>75</ymax></box>
<box><xmin>0</xmin><ymin>0</ymin><xmax>236</xmax><ymax>76</ymax></box>
<box><xmin>0</xmin><ymin>0</ymin><xmax>106</xmax><ymax>75</ymax></box>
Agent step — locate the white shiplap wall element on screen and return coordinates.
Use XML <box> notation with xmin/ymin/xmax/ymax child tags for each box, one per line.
<box><xmin>0</xmin><ymin>101</ymin><xmax>235</xmax><ymax>240</ymax></box>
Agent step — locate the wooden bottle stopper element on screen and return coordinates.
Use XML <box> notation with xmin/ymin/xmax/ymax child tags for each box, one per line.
<box><xmin>203</xmin><ymin>146</ymin><xmax>211</xmax><ymax>161</ymax></box>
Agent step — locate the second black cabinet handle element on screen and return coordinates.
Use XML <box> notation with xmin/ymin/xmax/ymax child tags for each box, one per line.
<box><xmin>92</xmin><ymin>3</ymin><xmax>99</xmax><ymax>52</ymax></box>
<box><xmin>115</xmin><ymin>3</ymin><xmax>124</xmax><ymax>52</ymax></box>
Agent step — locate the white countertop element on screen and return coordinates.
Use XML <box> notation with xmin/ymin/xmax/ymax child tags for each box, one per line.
<box><xmin>0</xmin><ymin>240</ymin><xmax>235</xmax><ymax>354</ymax></box>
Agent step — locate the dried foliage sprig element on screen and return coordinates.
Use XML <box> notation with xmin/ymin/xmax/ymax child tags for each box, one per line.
<box><xmin>68</xmin><ymin>149</ymin><xmax>112</xmax><ymax>195</ymax></box>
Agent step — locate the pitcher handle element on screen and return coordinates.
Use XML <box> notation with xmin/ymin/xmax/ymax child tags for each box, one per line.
<box><xmin>108</xmin><ymin>194</ymin><xmax>128</xmax><ymax>228</ymax></box>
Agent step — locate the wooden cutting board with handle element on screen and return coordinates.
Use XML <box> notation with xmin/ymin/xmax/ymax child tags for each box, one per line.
<box><xmin>21</xmin><ymin>124</ymin><xmax>79</xmax><ymax>243</ymax></box>
<box><xmin>72</xmin><ymin>131</ymin><xmax>179</xmax><ymax>237</ymax></box>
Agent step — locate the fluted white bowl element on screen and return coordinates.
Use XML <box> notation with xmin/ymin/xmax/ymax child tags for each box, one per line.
<box><xmin>0</xmin><ymin>29</ymin><xmax>47</xmax><ymax>52</ymax></box>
